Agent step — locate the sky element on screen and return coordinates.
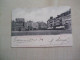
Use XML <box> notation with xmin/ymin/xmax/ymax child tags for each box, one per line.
<box><xmin>12</xmin><ymin>6</ymin><xmax>71</xmax><ymax>23</ymax></box>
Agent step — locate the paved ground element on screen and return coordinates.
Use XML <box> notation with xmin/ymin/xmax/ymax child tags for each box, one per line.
<box><xmin>11</xmin><ymin>30</ymin><xmax>72</xmax><ymax>36</ymax></box>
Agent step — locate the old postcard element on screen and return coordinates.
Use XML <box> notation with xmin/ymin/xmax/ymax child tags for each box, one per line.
<box><xmin>11</xmin><ymin>6</ymin><xmax>72</xmax><ymax>47</ymax></box>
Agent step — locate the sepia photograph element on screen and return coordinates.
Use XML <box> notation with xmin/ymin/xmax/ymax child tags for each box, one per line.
<box><xmin>11</xmin><ymin>6</ymin><xmax>72</xmax><ymax>47</ymax></box>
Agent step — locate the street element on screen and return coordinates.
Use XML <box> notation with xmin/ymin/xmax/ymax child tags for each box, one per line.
<box><xmin>11</xmin><ymin>30</ymin><xmax>72</xmax><ymax>36</ymax></box>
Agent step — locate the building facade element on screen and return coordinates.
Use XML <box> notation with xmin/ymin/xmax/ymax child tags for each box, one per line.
<box><xmin>32</xmin><ymin>22</ymin><xmax>39</xmax><ymax>30</ymax></box>
<box><xmin>11</xmin><ymin>20</ymin><xmax>16</xmax><ymax>31</ymax></box>
<box><xmin>37</xmin><ymin>22</ymin><xmax>47</xmax><ymax>30</ymax></box>
<box><xmin>25</xmin><ymin>21</ymin><xmax>39</xmax><ymax>30</ymax></box>
<box><xmin>25</xmin><ymin>21</ymin><xmax>33</xmax><ymax>30</ymax></box>
<box><xmin>12</xmin><ymin>18</ymin><xmax>25</xmax><ymax>31</ymax></box>
<box><xmin>47</xmin><ymin>9</ymin><xmax>71</xmax><ymax>30</ymax></box>
<box><xmin>47</xmin><ymin>17</ymin><xmax>55</xmax><ymax>29</ymax></box>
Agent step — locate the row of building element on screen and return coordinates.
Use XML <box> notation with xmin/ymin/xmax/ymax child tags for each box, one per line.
<box><xmin>47</xmin><ymin>9</ymin><xmax>71</xmax><ymax>29</ymax></box>
<box><xmin>12</xmin><ymin>9</ymin><xmax>71</xmax><ymax>31</ymax></box>
<box><xmin>12</xmin><ymin>18</ymin><xmax>47</xmax><ymax>31</ymax></box>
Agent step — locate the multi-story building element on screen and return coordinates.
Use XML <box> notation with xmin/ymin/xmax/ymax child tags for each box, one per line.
<box><xmin>15</xmin><ymin>18</ymin><xmax>25</xmax><ymax>31</ymax></box>
<box><xmin>25</xmin><ymin>21</ymin><xmax>39</xmax><ymax>30</ymax></box>
<box><xmin>47</xmin><ymin>17</ymin><xmax>54</xmax><ymax>29</ymax></box>
<box><xmin>32</xmin><ymin>22</ymin><xmax>39</xmax><ymax>30</ymax></box>
<box><xmin>37</xmin><ymin>22</ymin><xmax>47</xmax><ymax>30</ymax></box>
<box><xmin>11</xmin><ymin>20</ymin><xmax>16</xmax><ymax>31</ymax></box>
<box><xmin>47</xmin><ymin>16</ymin><xmax>63</xmax><ymax>29</ymax></box>
<box><xmin>61</xmin><ymin>9</ymin><xmax>71</xmax><ymax>30</ymax></box>
<box><xmin>47</xmin><ymin>9</ymin><xmax>71</xmax><ymax>30</ymax></box>
<box><xmin>25</xmin><ymin>21</ymin><xmax>33</xmax><ymax>30</ymax></box>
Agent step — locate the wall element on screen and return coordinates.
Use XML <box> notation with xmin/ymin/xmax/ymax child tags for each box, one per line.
<box><xmin>0</xmin><ymin>0</ymin><xmax>80</xmax><ymax>60</ymax></box>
